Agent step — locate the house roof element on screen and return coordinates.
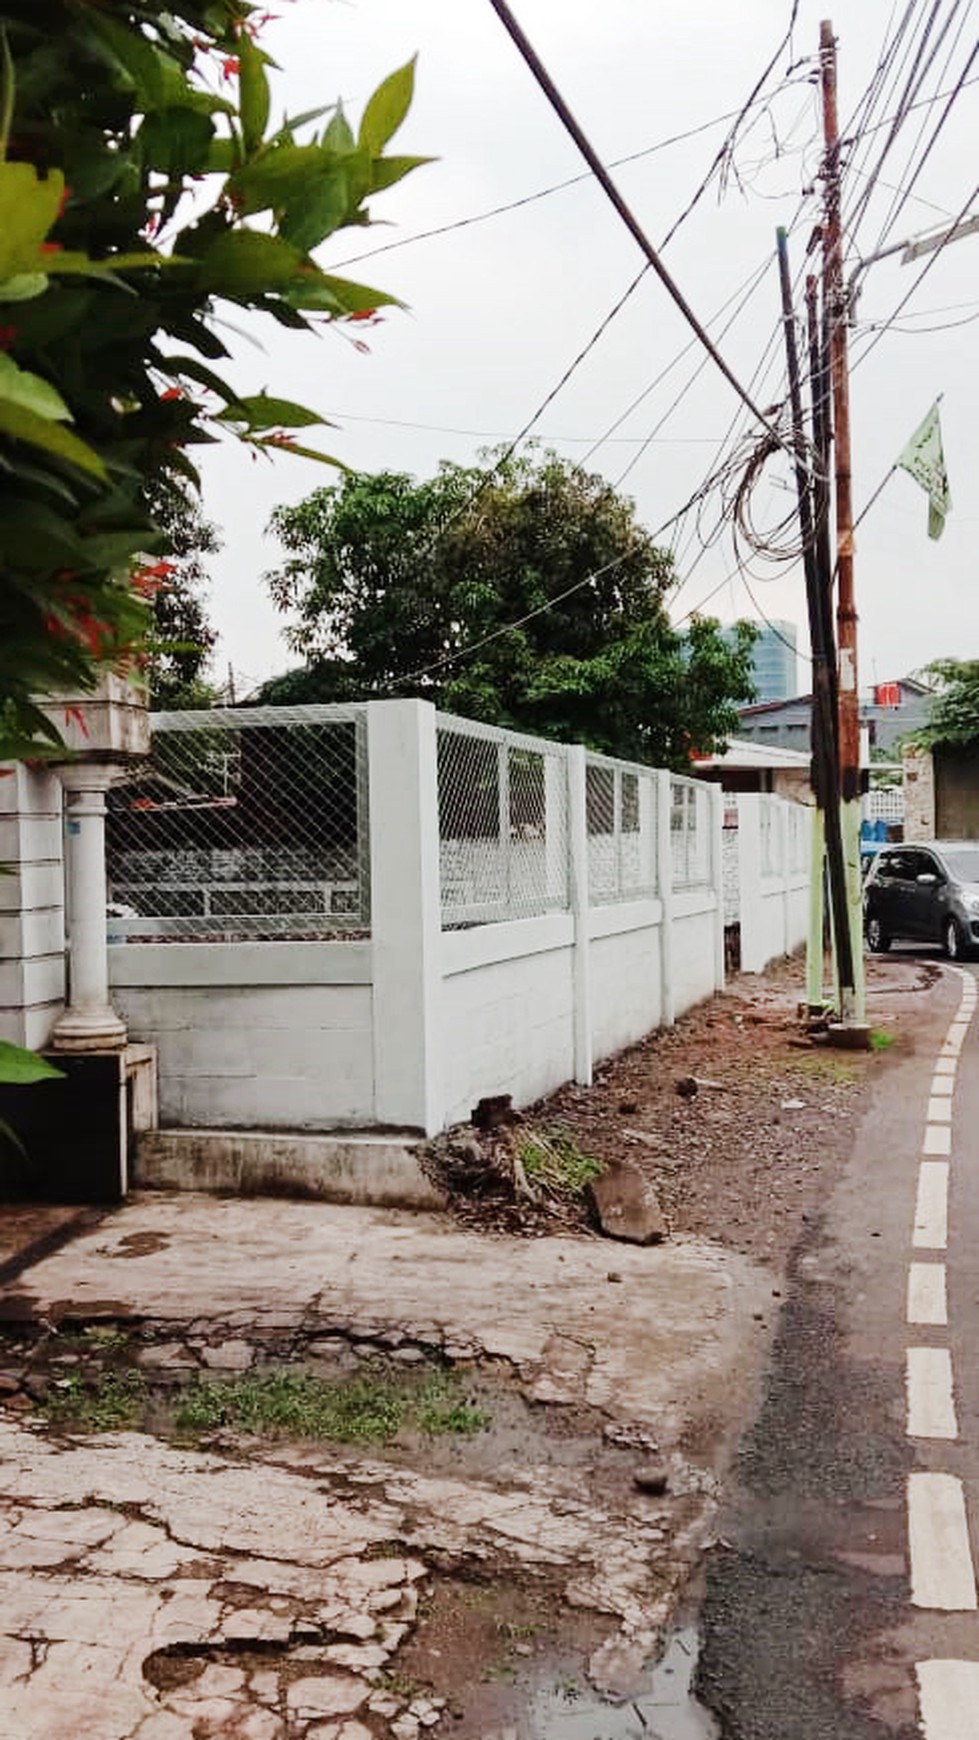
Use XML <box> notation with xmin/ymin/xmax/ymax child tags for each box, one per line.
<box><xmin>692</xmin><ymin>737</ymin><xmax>812</xmax><ymax>771</ymax></box>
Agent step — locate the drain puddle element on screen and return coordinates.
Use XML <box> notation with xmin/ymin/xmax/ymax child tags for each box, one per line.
<box><xmin>526</xmin><ymin>1627</ymin><xmax>718</xmax><ymax>1739</ymax></box>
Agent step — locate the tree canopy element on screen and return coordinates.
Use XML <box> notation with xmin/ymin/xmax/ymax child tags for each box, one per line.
<box><xmin>918</xmin><ymin>659</ymin><xmax>979</xmax><ymax>749</ymax></box>
<box><xmin>143</xmin><ymin>479</ymin><xmax>219</xmax><ymax>711</ymax></box>
<box><xmin>262</xmin><ymin>451</ymin><xmax>759</xmax><ymax>768</ymax></box>
<box><xmin>0</xmin><ymin>1</ymin><xmax>428</xmax><ymax>758</ymax></box>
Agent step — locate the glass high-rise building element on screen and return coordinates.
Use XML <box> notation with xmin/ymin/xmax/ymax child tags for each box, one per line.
<box><xmin>722</xmin><ymin>619</ymin><xmax>798</xmax><ymax>703</ymax></box>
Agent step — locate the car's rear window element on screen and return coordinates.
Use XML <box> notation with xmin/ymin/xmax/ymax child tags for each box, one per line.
<box><xmin>942</xmin><ymin>848</ymin><xmax>979</xmax><ymax>882</ymax></box>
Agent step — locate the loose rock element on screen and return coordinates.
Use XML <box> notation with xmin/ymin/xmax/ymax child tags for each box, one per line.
<box><xmin>588</xmin><ymin>1160</ymin><xmax>666</xmax><ymax>1245</ymax></box>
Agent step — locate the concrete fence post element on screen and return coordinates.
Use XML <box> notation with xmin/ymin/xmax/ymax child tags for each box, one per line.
<box><xmin>567</xmin><ymin>743</ymin><xmax>592</xmax><ymax>1086</ymax></box>
<box><xmin>367</xmin><ymin>699</ymin><xmax>443</xmax><ymax>1136</ymax></box>
<box><xmin>710</xmin><ymin>783</ymin><xmax>726</xmax><ymax>992</ymax></box>
<box><xmin>779</xmin><ymin>800</ymin><xmax>792</xmax><ymax>958</ymax></box>
<box><xmin>657</xmin><ymin>771</ymin><xmax>676</xmax><ymax>1026</ymax></box>
<box><xmin>0</xmin><ymin>763</ymin><xmax>66</xmax><ymax>1049</ymax></box>
<box><xmin>737</xmin><ymin>793</ymin><xmax>762</xmax><ymax>973</ymax></box>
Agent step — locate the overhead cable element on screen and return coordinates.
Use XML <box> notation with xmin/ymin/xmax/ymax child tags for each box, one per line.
<box><xmin>484</xmin><ymin>0</ymin><xmax>799</xmax><ymax>453</ymax></box>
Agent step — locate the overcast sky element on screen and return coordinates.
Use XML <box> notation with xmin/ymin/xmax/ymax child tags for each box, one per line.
<box><xmin>194</xmin><ymin>0</ymin><xmax>979</xmax><ymax>699</ymax></box>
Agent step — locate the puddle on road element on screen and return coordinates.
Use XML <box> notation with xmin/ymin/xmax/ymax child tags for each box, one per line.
<box><xmin>526</xmin><ymin>1628</ymin><xmax>718</xmax><ymax>1740</ymax></box>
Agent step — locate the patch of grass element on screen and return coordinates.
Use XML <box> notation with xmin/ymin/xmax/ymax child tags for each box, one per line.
<box><xmin>869</xmin><ymin>1027</ymin><xmax>897</xmax><ymax>1051</ymax></box>
<box><xmin>518</xmin><ymin>1128</ymin><xmax>603</xmax><ymax>1197</ymax></box>
<box><xmin>41</xmin><ymin>1368</ymin><xmax>146</xmax><ymax>1431</ymax></box>
<box><xmin>175</xmin><ymin>1366</ymin><xmax>489</xmax><ymax>1444</ymax></box>
<box><xmin>790</xmin><ymin>1052</ymin><xmax>859</xmax><ymax>1084</ymax></box>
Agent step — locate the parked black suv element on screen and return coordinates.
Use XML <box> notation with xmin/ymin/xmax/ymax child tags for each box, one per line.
<box><xmin>864</xmin><ymin>841</ymin><xmax>979</xmax><ymax>960</ymax></box>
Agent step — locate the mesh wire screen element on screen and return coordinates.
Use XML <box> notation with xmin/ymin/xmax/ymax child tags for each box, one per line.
<box><xmin>671</xmin><ymin>777</ymin><xmax>712</xmax><ymax>888</ymax></box>
<box><xmin>586</xmin><ymin>756</ymin><xmax>658</xmax><ymax>903</ymax></box>
<box><xmin>106</xmin><ymin>705</ymin><xmax>369</xmax><ymax>941</ymax></box>
<box><xmin>437</xmin><ymin>715</ymin><xmax>570</xmax><ymax>927</ymax></box>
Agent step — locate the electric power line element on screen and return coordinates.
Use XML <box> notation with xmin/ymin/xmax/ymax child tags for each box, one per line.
<box><xmin>483</xmin><ymin>0</ymin><xmax>801</xmax><ymax>453</ymax></box>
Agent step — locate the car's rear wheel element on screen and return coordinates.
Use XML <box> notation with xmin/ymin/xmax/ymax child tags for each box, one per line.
<box><xmin>866</xmin><ymin>915</ymin><xmax>891</xmax><ymax>953</ymax></box>
<box><xmin>944</xmin><ymin>917</ymin><xmax>970</xmax><ymax>960</ymax></box>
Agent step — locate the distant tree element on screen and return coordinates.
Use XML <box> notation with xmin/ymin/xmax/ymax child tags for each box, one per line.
<box><xmin>262</xmin><ymin>451</ymin><xmax>759</xmax><ymax>768</ymax></box>
<box><xmin>917</xmin><ymin>659</ymin><xmax>979</xmax><ymax>749</ymax></box>
<box><xmin>144</xmin><ymin>480</ymin><xmax>220</xmax><ymax>710</ymax></box>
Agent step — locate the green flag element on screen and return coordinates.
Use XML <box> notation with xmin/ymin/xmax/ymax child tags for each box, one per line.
<box><xmin>896</xmin><ymin>399</ymin><xmax>951</xmax><ymax>540</ymax></box>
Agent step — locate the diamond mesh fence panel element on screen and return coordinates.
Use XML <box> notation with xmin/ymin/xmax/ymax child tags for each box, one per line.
<box><xmin>586</xmin><ymin>755</ymin><xmax>658</xmax><ymax>903</ymax></box>
<box><xmin>671</xmin><ymin>776</ymin><xmax>712</xmax><ymax>888</ymax></box>
<box><xmin>437</xmin><ymin>714</ymin><xmax>570</xmax><ymax>927</ymax></box>
<box><xmin>106</xmin><ymin>705</ymin><xmax>369</xmax><ymax>941</ymax></box>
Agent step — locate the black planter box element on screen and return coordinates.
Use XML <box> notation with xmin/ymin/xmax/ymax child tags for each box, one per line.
<box><xmin>0</xmin><ymin>1052</ymin><xmax>127</xmax><ymax>1204</ymax></box>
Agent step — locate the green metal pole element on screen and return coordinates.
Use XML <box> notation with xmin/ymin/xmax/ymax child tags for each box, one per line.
<box><xmin>806</xmin><ymin>805</ymin><xmax>826</xmax><ymax>1010</ymax></box>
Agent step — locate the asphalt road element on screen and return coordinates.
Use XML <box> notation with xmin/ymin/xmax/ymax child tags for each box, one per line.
<box><xmin>696</xmin><ymin>956</ymin><xmax>979</xmax><ymax>1740</ymax></box>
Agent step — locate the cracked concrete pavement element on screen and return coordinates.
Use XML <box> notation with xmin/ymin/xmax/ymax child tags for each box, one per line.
<box><xmin>0</xmin><ymin>1193</ymin><xmax>774</xmax><ymax>1738</ymax></box>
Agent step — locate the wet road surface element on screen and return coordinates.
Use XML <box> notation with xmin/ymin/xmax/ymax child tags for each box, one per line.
<box><xmin>698</xmin><ymin>960</ymin><xmax>979</xmax><ymax>1739</ymax></box>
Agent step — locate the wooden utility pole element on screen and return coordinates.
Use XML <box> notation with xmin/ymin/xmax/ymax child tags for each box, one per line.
<box><xmin>820</xmin><ymin>19</ymin><xmax>866</xmax><ymax>1029</ymax></box>
<box><xmin>776</xmin><ymin>229</ymin><xmax>852</xmax><ymax>1011</ymax></box>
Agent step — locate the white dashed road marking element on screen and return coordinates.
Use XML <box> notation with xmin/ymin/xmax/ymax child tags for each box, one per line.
<box><xmin>926</xmin><ymin>1098</ymin><xmax>953</xmax><ymax>1123</ymax></box>
<box><xmin>908</xmin><ymin>1473</ymin><xmax>977</xmax><ymax>1611</ymax></box>
<box><xmin>923</xmin><ymin>1124</ymin><xmax>952</xmax><ymax>1156</ymax></box>
<box><xmin>907</xmin><ymin>1263</ymin><xmax>948</xmax><ymax>1327</ymax></box>
<box><xmin>930</xmin><ymin>1077</ymin><xmax>955</xmax><ymax>1098</ymax></box>
<box><xmin>913</xmin><ymin>1163</ymin><xmax>949</xmax><ymax>1250</ymax></box>
<box><xmin>917</xmin><ymin>1660</ymin><xmax>979</xmax><ymax>1739</ymax></box>
<box><xmin>906</xmin><ymin>1349</ymin><xmax>958</xmax><ymax>1441</ymax></box>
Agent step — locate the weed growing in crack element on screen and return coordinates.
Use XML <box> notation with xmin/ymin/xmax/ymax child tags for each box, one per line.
<box><xmin>175</xmin><ymin>1366</ymin><xmax>489</xmax><ymax>1444</ymax></box>
<box><xmin>41</xmin><ymin>1368</ymin><xmax>146</xmax><ymax>1431</ymax></box>
<box><xmin>517</xmin><ymin>1129</ymin><xmax>603</xmax><ymax>1197</ymax></box>
<box><xmin>869</xmin><ymin>1028</ymin><xmax>897</xmax><ymax>1051</ymax></box>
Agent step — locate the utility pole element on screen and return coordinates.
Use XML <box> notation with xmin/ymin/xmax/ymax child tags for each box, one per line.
<box><xmin>820</xmin><ymin>18</ymin><xmax>867</xmax><ymax>1032</ymax></box>
<box><xmin>776</xmin><ymin>228</ymin><xmax>852</xmax><ymax>1013</ymax></box>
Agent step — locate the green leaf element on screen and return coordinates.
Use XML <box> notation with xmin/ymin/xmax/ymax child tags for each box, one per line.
<box><xmin>358</xmin><ymin>58</ymin><xmax>416</xmax><ymax>154</ymax></box>
<box><xmin>251</xmin><ymin>436</ymin><xmax>349</xmax><ymax>468</ymax></box>
<box><xmin>0</xmin><ymin>272</ymin><xmax>48</xmax><ymax>303</ymax></box>
<box><xmin>323</xmin><ymin>104</ymin><xmax>355</xmax><ymax>153</ymax></box>
<box><xmin>0</xmin><ymin>1039</ymin><xmax>63</xmax><ymax>1086</ymax></box>
<box><xmin>161</xmin><ymin>353</ymin><xmax>238</xmax><ymax>402</ymax></box>
<box><xmin>279</xmin><ymin>170</ymin><xmax>352</xmax><ymax>252</ymax></box>
<box><xmin>228</xmin><ymin>142</ymin><xmax>330</xmax><ymax>214</ymax></box>
<box><xmin>86</xmin><ymin>11</ymin><xmax>166</xmax><ymax>108</ymax></box>
<box><xmin>0</xmin><ymin>353</ymin><xmax>71</xmax><ymax>422</ymax></box>
<box><xmin>286</xmin><ymin>273</ymin><xmax>402</xmax><ymax>316</ymax></box>
<box><xmin>238</xmin><ymin>30</ymin><xmax>271</xmax><ymax>156</ymax></box>
<box><xmin>0</xmin><ymin>399</ymin><xmax>107</xmax><ymax>478</ymax></box>
<box><xmin>0</xmin><ymin>162</ymin><xmax>65</xmax><ymax>279</ymax></box>
<box><xmin>216</xmin><ymin>393</ymin><xmax>332</xmax><ymax>432</ymax></box>
<box><xmin>138</xmin><ymin>108</ymin><xmax>215</xmax><ymax>180</ymax></box>
<box><xmin>198</xmin><ymin>229</ymin><xmax>303</xmax><ymax>296</ymax></box>
<box><xmin>371</xmin><ymin>154</ymin><xmax>435</xmax><ymax>193</ymax></box>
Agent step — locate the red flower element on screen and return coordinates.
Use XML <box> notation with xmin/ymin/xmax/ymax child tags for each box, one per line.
<box><xmin>347</xmin><ymin>308</ymin><xmax>380</xmax><ymax>324</ymax></box>
<box><xmin>221</xmin><ymin>54</ymin><xmax>240</xmax><ymax>80</ymax></box>
<box><xmin>160</xmin><ymin>386</ymin><xmax>184</xmax><ymax>402</ymax></box>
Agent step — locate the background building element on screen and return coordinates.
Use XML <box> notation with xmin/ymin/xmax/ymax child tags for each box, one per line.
<box><xmin>720</xmin><ymin>619</ymin><xmax>798</xmax><ymax>704</ymax></box>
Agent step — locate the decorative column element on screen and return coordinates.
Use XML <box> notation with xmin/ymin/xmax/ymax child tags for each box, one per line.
<box><xmin>50</xmin><ymin>765</ymin><xmax>127</xmax><ymax>1051</ymax></box>
<box><xmin>44</xmin><ymin>676</ymin><xmax>150</xmax><ymax>1055</ymax></box>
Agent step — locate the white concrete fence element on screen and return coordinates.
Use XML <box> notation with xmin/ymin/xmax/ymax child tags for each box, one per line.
<box><xmin>1</xmin><ymin>701</ymin><xmax>812</xmax><ymax>1138</ymax></box>
<box><xmin>736</xmin><ymin>792</ymin><xmax>813</xmax><ymax>973</ymax></box>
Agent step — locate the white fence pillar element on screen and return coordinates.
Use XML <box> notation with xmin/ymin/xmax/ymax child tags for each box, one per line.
<box><xmin>710</xmin><ymin>783</ymin><xmax>726</xmax><ymax>992</ymax></box>
<box><xmin>367</xmin><ymin>700</ymin><xmax>443</xmax><ymax>1136</ymax></box>
<box><xmin>0</xmin><ymin>763</ymin><xmax>66</xmax><ymax>1050</ymax></box>
<box><xmin>567</xmin><ymin>744</ymin><xmax>592</xmax><ymax>1086</ymax></box>
<box><xmin>657</xmin><ymin>771</ymin><xmax>675</xmax><ymax>1026</ymax></box>
<box><xmin>737</xmin><ymin>793</ymin><xmax>764</xmax><ymax>973</ymax></box>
